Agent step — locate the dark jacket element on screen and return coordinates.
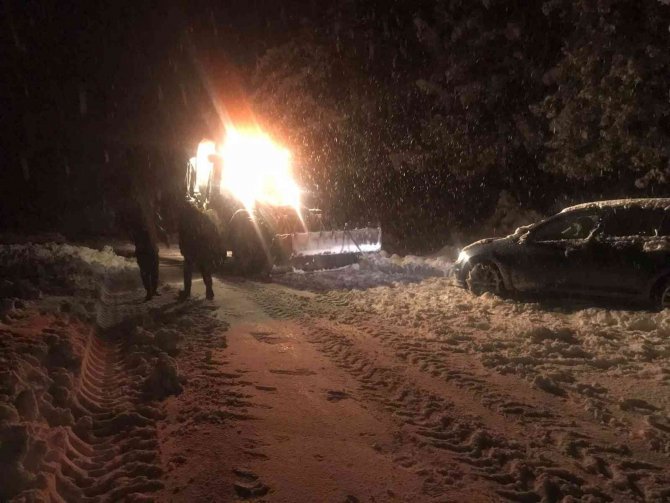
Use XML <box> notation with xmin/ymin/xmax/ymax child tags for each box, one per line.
<box><xmin>120</xmin><ymin>199</ymin><xmax>168</xmax><ymax>255</ymax></box>
<box><xmin>178</xmin><ymin>201</ymin><xmax>225</xmax><ymax>267</ymax></box>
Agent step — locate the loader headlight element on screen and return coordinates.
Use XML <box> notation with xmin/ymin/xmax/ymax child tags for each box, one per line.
<box><xmin>457</xmin><ymin>250</ymin><xmax>469</xmax><ymax>263</ymax></box>
<box><xmin>220</xmin><ymin>128</ymin><xmax>301</xmax><ymax>212</ymax></box>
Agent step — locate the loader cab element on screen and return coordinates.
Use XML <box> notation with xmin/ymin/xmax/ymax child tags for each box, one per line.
<box><xmin>186</xmin><ymin>149</ymin><xmax>225</xmax><ymax>200</ymax></box>
<box><xmin>208</xmin><ymin>153</ymin><xmax>223</xmax><ymax>197</ymax></box>
<box><xmin>185</xmin><ymin>158</ymin><xmax>196</xmax><ymax>198</ymax></box>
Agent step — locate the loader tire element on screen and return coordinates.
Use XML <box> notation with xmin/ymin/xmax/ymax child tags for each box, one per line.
<box><xmin>230</xmin><ymin>212</ymin><xmax>272</xmax><ymax>277</ymax></box>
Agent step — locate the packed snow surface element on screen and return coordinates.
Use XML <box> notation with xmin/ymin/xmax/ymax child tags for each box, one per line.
<box><xmin>279</xmin><ymin>260</ymin><xmax>670</xmax><ymax>457</ymax></box>
<box><xmin>254</xmin><ymin>254</ymin><xmax>670</xmax><ymax>500</ymax></box>
<box><xmin>2</xmin><ymin>241</ymin><xmax>669</xmax><ymax>501</ymax></box>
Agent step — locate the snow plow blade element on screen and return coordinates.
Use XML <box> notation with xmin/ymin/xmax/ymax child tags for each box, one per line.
<box><xmin>273</xmin><ymin>227</ymin><xmax>381</xmax><ymax>271</ymax></box>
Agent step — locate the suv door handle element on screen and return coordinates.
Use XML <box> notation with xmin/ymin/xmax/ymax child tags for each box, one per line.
<box><xmin>565</xmin><ymin>247</ymin><xmax>578</xmax><ymax>258</ymax></box>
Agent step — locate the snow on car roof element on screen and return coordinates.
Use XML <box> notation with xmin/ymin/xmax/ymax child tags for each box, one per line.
<box><xmin>561</xmin><ymin>198</ymin><xmax>670</xmax><ymax>213</ymax></box>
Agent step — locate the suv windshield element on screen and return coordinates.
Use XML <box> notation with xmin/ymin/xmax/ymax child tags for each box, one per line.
<box><xmin>531</xmin><ymin>211</ymin><xmax>600</xmax><ymax>241</ymax></box>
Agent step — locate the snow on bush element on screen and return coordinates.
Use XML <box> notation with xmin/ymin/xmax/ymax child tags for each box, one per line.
<box><xmin>0</xmin><ymin>243</ymin><xmax>138</xmax><ymax>298</ymax></box>
<box><xmin>481</xmin><ymin>190</ymin><xmax>544</xmax><ymax>238</ymax></box>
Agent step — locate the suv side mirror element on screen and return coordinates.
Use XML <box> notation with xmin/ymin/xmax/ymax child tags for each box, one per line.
<box><xmin>518</xmin><ymin>231</ymin><xmax>533</xmax><ymax>244</ymax></box>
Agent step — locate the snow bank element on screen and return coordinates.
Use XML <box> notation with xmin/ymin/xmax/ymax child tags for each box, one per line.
<box><xmin>0</xmin><ymin>242</ymin><xmax>138</xmax><ymax>298</ymax></box>
<box><xmin>360</xmin><ymin>250</ymin><xmax>453</xmax><ymax>277</ymax></box>
<box><xmin>277</xmin><ymin>250</ymin><xmax>454</xmax><ymax>291</ymax></box>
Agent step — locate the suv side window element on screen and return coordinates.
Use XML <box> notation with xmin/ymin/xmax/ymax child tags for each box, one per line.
<box><xmin>531</xmin><ymin>210</ymin><xmax>600</xmax><ymax>242</ymax></box>
<box><xmin>601</xmin><ymin>206</ymin><xmax>665</xmax><ymax>238</ymax></box>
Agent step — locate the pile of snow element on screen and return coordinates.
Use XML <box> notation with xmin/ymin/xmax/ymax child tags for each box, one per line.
<box><xmin>360</xmin><ymin>250</ymin><xmax>453</xmax><ymax>277</ymax></box>
<box><xmin>277</xmin><ymin>250</ymin><xmax>453</xmax><ymax>291</ymax></box>
<box><xmin>0</xmin><ymin>243</ymin><xmax>138</xmax><ymax>298</ymax></box>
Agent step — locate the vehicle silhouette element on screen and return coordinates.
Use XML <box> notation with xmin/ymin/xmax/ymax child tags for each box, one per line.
<box><xmin>453</xmin><ymin>199</ymin><xmax>670</xmax><ymax>309</ymax></box>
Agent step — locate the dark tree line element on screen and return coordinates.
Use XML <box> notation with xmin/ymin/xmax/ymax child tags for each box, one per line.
<box><xmin>252</xmin><ymin>0</ymin><xmax>670</xmax><ymax>249</ymax></box>
<box><xmin>2</xmin><ymin>1</ymin><xmax>669</xmax><ymax>251</ymax></box>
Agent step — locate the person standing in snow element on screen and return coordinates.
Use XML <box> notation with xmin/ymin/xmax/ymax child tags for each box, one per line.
<box><xmin>120</xmin><ymin>198</ymin><xmax>168</xmax><ymax>302</ymax></box>
<box><xmin>177</xmin><ymin>197</ymin><xmax>224</xmax><ymax>301</ymax></box>
<box><xmin>119</xmin><ymin>149</ymin><xmax>169</xmax><ymax>302</ymax></box>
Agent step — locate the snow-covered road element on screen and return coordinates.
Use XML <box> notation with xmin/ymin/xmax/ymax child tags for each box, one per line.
<box><xmin>161</xmin><ymin>256</ymin><xmax>670</xmax><ymax>501</ymax></box>
<box><xmin>2</xmin><ymin>243</ymin><xmax>669</xmax><ymax>501</ymax></box>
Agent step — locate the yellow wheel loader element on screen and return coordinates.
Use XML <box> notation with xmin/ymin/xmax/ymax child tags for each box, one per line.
<box><xmin>185</xmin><ymin>132</ymin><xmax>381</xmax><ymax>275</ymax></box>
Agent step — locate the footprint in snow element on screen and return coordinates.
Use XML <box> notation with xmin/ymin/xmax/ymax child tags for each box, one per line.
<box><xmin>326</xmin><ymin>390</ymin><xmax>349</xmax><ymax>402</ymax></box>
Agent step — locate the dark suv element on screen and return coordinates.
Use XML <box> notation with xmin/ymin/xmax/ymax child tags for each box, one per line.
<box><xmin>453</xmin><ymin>199</ymin><xmax>670</xmax><ymax>308</ymax></box>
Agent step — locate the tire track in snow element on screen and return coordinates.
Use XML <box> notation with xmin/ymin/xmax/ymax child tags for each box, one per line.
<box><xmin>39</xmin><ymin>273</ymin><xmax>173</xmax><ymax>501</ymax></box>
<box><xmin>47</xmin><ymin>276</ymin><xmax>167</xmax><ymax>501</ymax></box>
<box><xmin>0</xmin><ymin>314</ymin><xmax>165</xmax><ymax>501</ymax></box>
<box><xmin>246</xmin><ymin>282</ymin><xmax>670</xmax><ymax>502</ymax></box>
<box><xmin>58</xmin><ymin>331</ymin><xmax>164</xmax><ymax>501</ymax></box>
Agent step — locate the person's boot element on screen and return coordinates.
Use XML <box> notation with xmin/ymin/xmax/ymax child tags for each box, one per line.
<box><xmin>205</xmin><ymin>287</ymin><xmax>214</xmax><ymax>300</ymax></box>
<box><xmin>177</xmin><ymin>289</ymin><xmax>190</xmax><ymax>302</ymax></box>
<box><xmin>144</xmin><ymin>291</ymin><xmax>153</xmax><ymax>302</ymax></box>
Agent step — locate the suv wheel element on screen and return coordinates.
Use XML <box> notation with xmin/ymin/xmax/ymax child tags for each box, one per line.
<box><xmin>655</xmin><ymin>277</ymin><xmax>670</xmax><ymax>310</ymax></box>
<box><xmin>467</xmin><ymin>262</ymin><xmax>504</xmax><ymax>296</ymax></box>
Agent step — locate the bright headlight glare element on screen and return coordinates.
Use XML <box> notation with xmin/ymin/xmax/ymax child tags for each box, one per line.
<box><xmin>457</xmin><ymin>250</ymin><xmax>469</xmax><ymax>263</ymax></box>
